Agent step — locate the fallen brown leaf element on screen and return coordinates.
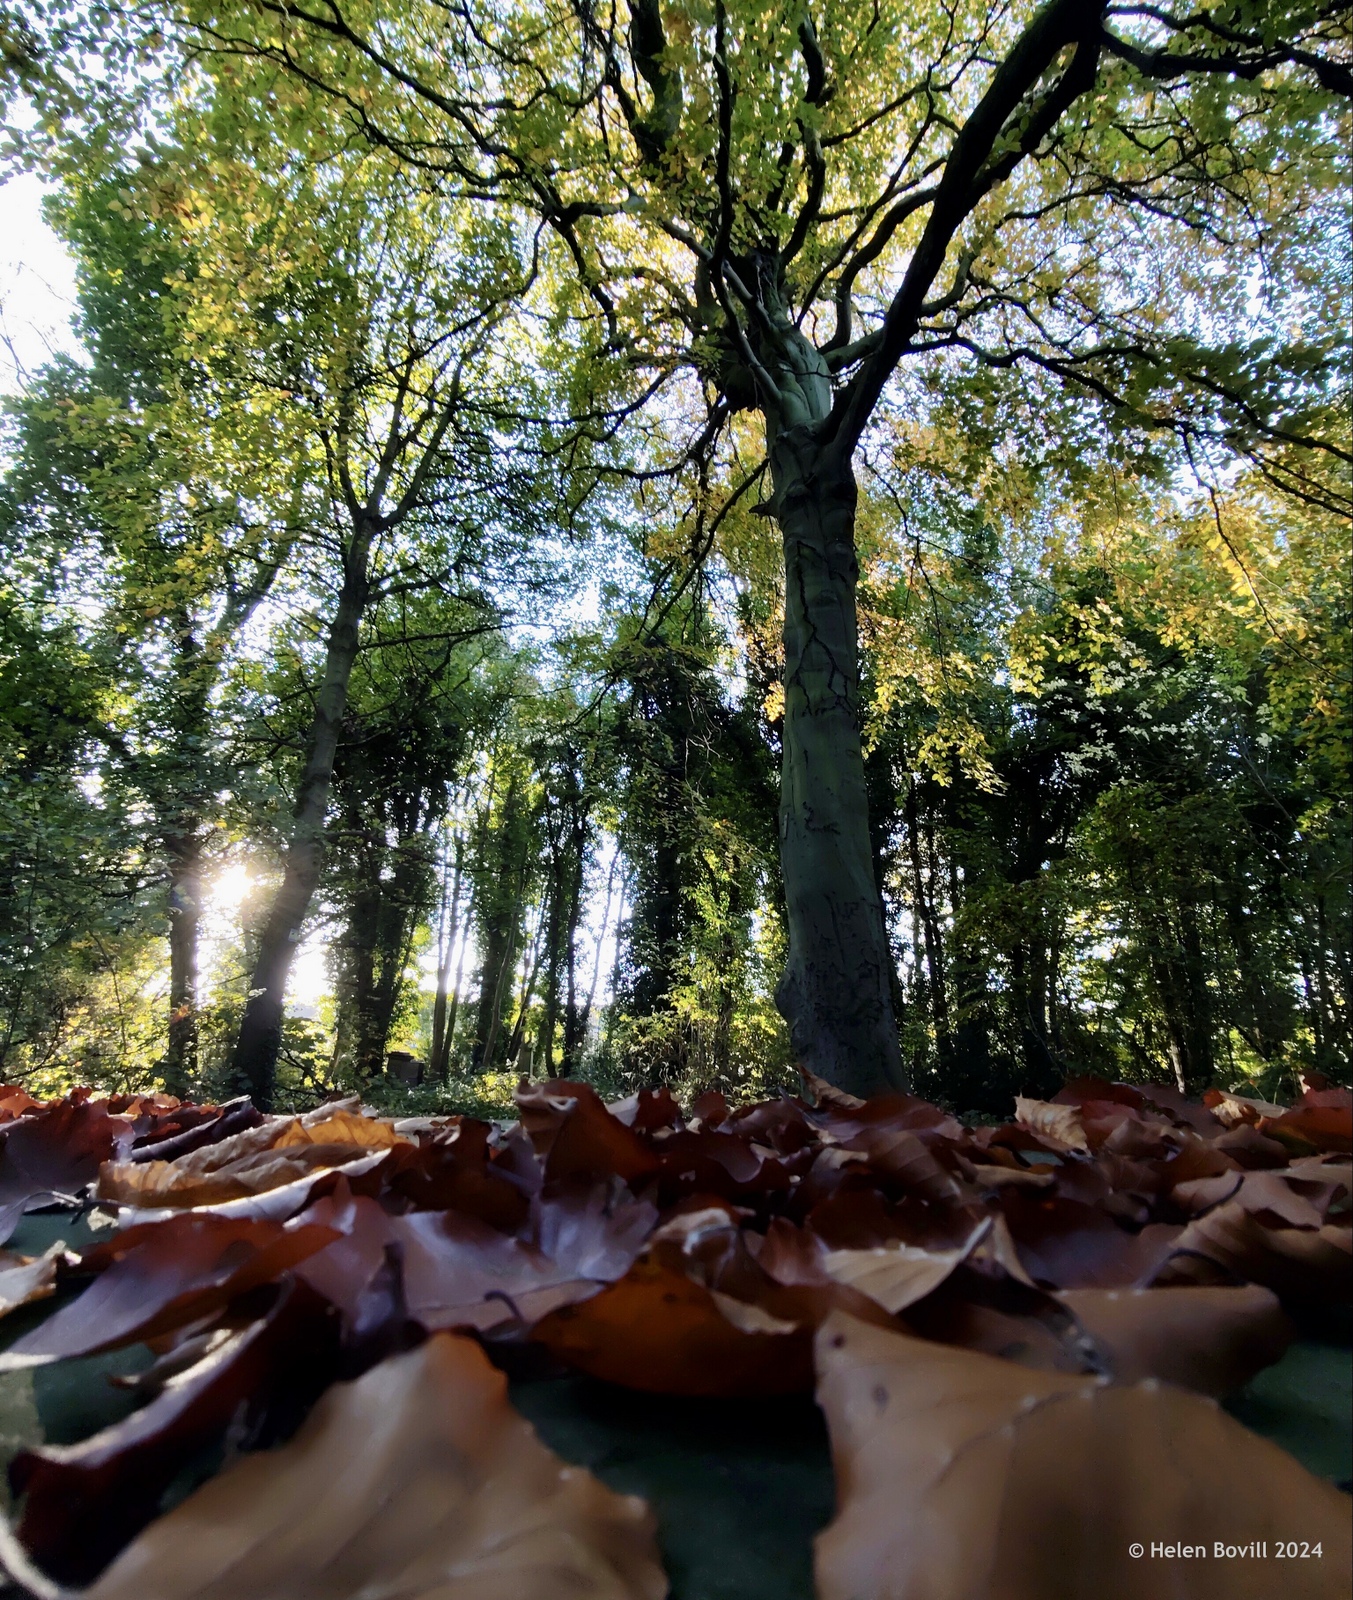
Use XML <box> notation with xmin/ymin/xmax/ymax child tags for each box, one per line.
<box><xmin>901</xmin><ymin>1260</ymin><xmax>1104</xmax><ymax>1375</ymax></box>
<box><xmin>1014</xmin><ymin>1097</ymin><xmax>1089</xmax><ymax>1151</ymax></box>
<box><xmin>67</xmin><ymin>1333</ymin><xmax>667</xmax><ymax>1600</ymax></box>
<box><xmin>98</xmin><ymin>1108</ymin><xmax>413</xmax><ymax>1210</ymax></box>
<box><xmin>10</xmin><ymin>1277</ymin><xmax>343</xmax><ymax>1585</ymax></box>
<box><xmin>999</xmin><ymin>1192</ymin><xmax>1182</xmax><ymax>1289</ymax></box>
<box><xmin>813</xmin><ymin>1309</ymin><xmax>1350</xmax><ymax>1600</ymax></box>
<box><xmin>0</xmin><ymin>1095</ymin><xmax>130</xmax><ymax>1235</ymax></box>
<box><xmin>271</xmin><ymin>1108</ymin><xmax>413</xmax><ymax>1151</ymax></box>
<box><xmin>1204</xmin><ymin>1089</ymin><xmax>1286</xmax><ymax>1129</ymax></box>
<box><xmin>1164</xmin><ymin>1205</ymin><xmax>1352</xmax><ymax>1305</ymax></box>
<box><xmin>532</xmin><ymin>1253</ymin><xmax>813</xmax><ymax>1395</ymax></box>
<box><xmin>1259</xmin><ymin>1088</ymin><xmax>1353</xmax><ymax>1155</ymax></box>
<box><xmin>515</xmin><ymin>1082</ymin><xmax>659</xmax><ymax>1185</ymax></box>
<box><xmin>1058</xmin><ymin>1285</ymin><xmax>1294</xmax><ymax>1395</ymax></box>
<box><xmin>0</xmin><ymin>1214</ymin><xmax>338</xmax><ymax>1369</ymax></box>
<box><xmin>818</xmin><ymin>1220</ymin><xmax>990</xmax><ymax>1314</ymax></box>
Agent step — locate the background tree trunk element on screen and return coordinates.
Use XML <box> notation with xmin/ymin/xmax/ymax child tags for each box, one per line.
<box><xmin>228</xmin><ymin>516</ymin><xmax>375</xmax><ymax>1108</ymax></box>
<box><xmin>163</xmin><ymin>833</ymin><xmax>201</xmax><ymax>1097</ymax></box>
<box><xmin>429</xmin><ymin>832</ymin><xmax>463</xmax><ymax>1081</ymax></box>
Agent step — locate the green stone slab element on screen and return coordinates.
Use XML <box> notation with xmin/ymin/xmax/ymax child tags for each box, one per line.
<box><xmin>5</xmin><ymin>1207</ymin><xmax>103</xmax><ymax>1258</ymax></box>
<box><xmin>509</xmin><ymin>1377</ymin><xmax>835</xmax><ymax>1600</ymax></box>
<box><xmin>1224</xmin><ymin>1341</ymin><xmax>1353</xmax><ymax>1486</ymax></box>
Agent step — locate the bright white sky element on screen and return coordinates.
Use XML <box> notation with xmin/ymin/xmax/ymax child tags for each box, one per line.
<box><xmin>0</xmin><ymin>172</ymin><xmax>80</xmax><ymax>390</ymax></box>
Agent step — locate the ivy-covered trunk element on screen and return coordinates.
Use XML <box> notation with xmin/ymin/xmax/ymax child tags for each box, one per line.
<box><xmin>228</xmin><ymin>517</ymin><xmax>375</xmax><ymax>1109</ymax></box>
<box><xmin>766</xmin><ymin>415</ymin><xmax>905</xmax><ymax>1097</ymax></box>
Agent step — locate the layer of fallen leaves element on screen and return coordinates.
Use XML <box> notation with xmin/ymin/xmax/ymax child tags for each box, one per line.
<box><xmin>0</xmin><ymin>1072</ymin><xmax>1347</xmax><ymax>1597</ymax></box>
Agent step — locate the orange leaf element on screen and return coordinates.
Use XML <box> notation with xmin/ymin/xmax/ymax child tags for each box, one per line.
<box><xmin>532</xmin><ymin>1254</ymin><xmax>813</xmax><ymax>1395</ymax></box>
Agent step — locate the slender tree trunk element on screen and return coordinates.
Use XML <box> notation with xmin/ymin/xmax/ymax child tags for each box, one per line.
<box><xmin>361</xmin><ymin>841</ymin><xmax>431</xmax><ymax>1076</ymax></box>
<box><xmin>768</xmin><ymin>422</ymin><xmax>904</xmax><ymax>1095</ymax></box>
<box><xmin>537</xmin><ymin>841</ymin><xmax>565</xmax><ymax>1078</ymax></box>
<box><xmin>445</xmin><ymin>914</ymin><xmax>470</xmax><ymax>1070</ymax></box>
<box><xmin>504</xmin><ymin>904</ymin><xmax>545</xmax><ymax>1064</ymax></box>
<box><xmin>351</xmin><ymin>859</ymin><xmax>419</xmax><ymax>1081</ymax></box>
<box><xmin>560</xmin><ymin>825</ymin><xmax>588</xmax><ymax>1074</ymax></box>
<box><xmin>228</xmin><ymin>515</ymin><xmax>376</xmax><ymax>1108</ymax></box>
<box><xmin>1145</xmin><ymin>900</ymin><xmax>1213</xmax><ymax>1095</ymax></box>
<box><xmin>430</xmin><ymin>831</ymin><xmax>463</xmax><ymax>1081</ymax></box>
<box><xmin>574</xmin><ymin>846</ymin><xmax>621</xmax><ymax>1071</ymax></box>
<box><xmin>163</xmin><ymin>833</ymin><xmax>201</xmax><ymax>1097</ymax></box>
<box><xmin>338</xmin><ymin>870</ymin><xmax>381</xmax><ymax>1080</ymax></box>
<box><xmin>905</xmin><ymin>779</ymin><xmax>950</xmax><ymax>1036</ymax></box>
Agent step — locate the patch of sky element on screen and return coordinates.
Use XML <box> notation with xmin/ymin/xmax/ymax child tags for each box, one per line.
<box><xmin>0</xmin><ymin>172</ymin><xmax>81</xmax><ymax>400</ymax></box>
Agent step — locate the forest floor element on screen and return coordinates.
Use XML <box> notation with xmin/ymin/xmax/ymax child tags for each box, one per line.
<box><xmin>2</xmin><ymin>1206</ymin><xmax>1348</xmax><ymax>1600</ymax></box>
<box><xmin>0</xmin><ymin>1078</ymin><xmax>1348</xmax><ymax>1599</ymax></box>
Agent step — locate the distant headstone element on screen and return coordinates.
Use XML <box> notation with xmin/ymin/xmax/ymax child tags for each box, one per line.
<box><xmin>385</xmin><ymin>1050</ymin><xmax>424</xmax><ymax>1086</ymax></box>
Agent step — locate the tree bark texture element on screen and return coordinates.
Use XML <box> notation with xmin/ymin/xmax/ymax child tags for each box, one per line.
<box><xmin>768</xmin><ymin>419</ymin><xmax>905</xmax><ymax>1096</ymax></box>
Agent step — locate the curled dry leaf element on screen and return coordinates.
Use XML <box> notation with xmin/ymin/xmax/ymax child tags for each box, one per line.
<box><xmin>1203</xmin><ymin>1089</ymin><xmax>1286</xmax><ymax>1129</ymax></box>
<box><xmin>1058</xmin><ymin>1285</ymin><xmax>1294</xmax><ymax>1396</ymax></box>
<box><xmin>515</xmin><ymin>1082</ymin><xmax>659</xmax><ymax>1185</ymax></box>
<box><xmin>826</xmin><ymin>1126</ymin><xmax>964</xmax><ymax>1203</ymax></box>
<box><xmin>964</xmin><ymin>1162</ymin><xmax>1055</xmax><ymax>1190</ymax></box>
<box><xmin>1164</xmin><ymin>1204</ymin><xmax>1352</xmax><ymax>1305</ymax></box>
<box><xmin>1014</xmin><ymin>1098</ymin><xmax>1089</xmax><ymax>1151</ymax></box>
<box><xmin>605</xmin><ymin>1086</ymin><xmax>684</xmax><ymax>1133</ymax></box>
<box><xmin>813</xmin><ymin>1310</ymin><xmax>1350</xmax><ymax>1600</ymax></box>
<box><xmin>818</xmin><ymin>1220</ymin><xmax>990</xmax><ymax>1315</ymax></box>
<box><xmin>0</xmin><ymin>1244</ymin><xmax>61</xmax><ymax>1318</ymax></box>
<box><xmin>799</xmin><ymin>1069</ymin><xmax>866</xmax><ymax>1112</ymax></box>
<box><xmin>807</xmin><ymin>1089</ymin><xmax>963</xmax><ymax>1147</ymax></box>
<box><xmin>98</xmin><ymin>1109</ymin><xmax>412</xmax><ymax>1210</ymax></box>
<box><xmin>379</xmin><ymin>1120</ymin><xmax>529</xmax><ymax>1231</ymax></box>
<box><xmin>273</xmin><ymin>1108</ymin><xmax>413</xmax><ymax>1151</ymax></box>
<box><xmin>97</xmin><ymin>1146</ymin><xmax>384</xmax><ymax>1211</ymax></box>
<box><xmin>126</xmin><ymin>1099</ymin><xmax>263</xmax><ymax>1166</ymax></box>
<box><xmin>62</xmin><ymin>1333</ymin><xmax>667</xmax><ymax>1600</ymax></box>
<box><xmin>0</xmin><ymin>1085</ymin><xmax>43</xmax><ymax>1123</ymax></box>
